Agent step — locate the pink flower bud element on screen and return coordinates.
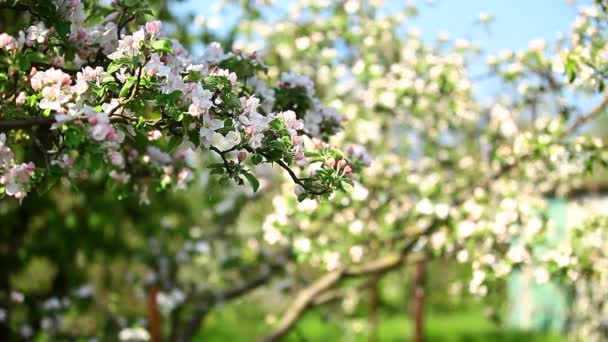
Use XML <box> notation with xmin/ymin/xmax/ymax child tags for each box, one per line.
<box><xmin>295</xmin><ymin>150</ymin><xmax>306</xmax><ymax>166</ymax></box>
<box><xmin>337</xmin><ymin>159</ymin><xmax>347</xmax><ymax>168</ymax></box>
<box><xmin>15</xmin><ymin>92</ymin><xmax>26</xmax><ymax>104</ymax></box>
<box><xmin>344</xmin><ymin>165</ymin><xmax>352</xmax><ymax>174</ymax></box>
<box><xmin>88</xmin><ymin>116</ymin><xmax>98</xmax><ymax>125</ymax></box>
<box><xmin>25</xmin><ymin>162</ymin><xmax>35</xmax><ymax>173</ymax></box>
<box><xmin>237</xmin><ymin>151</ymin><xmax>247</xmax><ymax>162</ymax></box>
<box><xmin>326</xmin><ymin>158</ymin><xmax>336</xmax><ymax>167</ymax></box>
<box><xmin>106</xmin><ymin>128</ymin><xmax>117</xmax><ymax>141</ymax></box>
<box><xmin>109</xmin><ymin>151</ymin><xmax>124</xmax><ymax>167</ymax></box>
<box><xmin>145</xmin><ymin>21</ymin><xmax>162</xmax><ymax>35</ymax></box>
<box><xmin>178</xmin><ymin>169</ymin><xmax>191</xmax><ymax>181</ymax></box>
<box><xmin>0</xmin><ymin>33</ymin><xmax>14</xmax><ymax>48</ymax></box>
<box><xmin>148</xmin><ymin>130</ymin><xmax>162</xmax><ymax>141</ymax></box>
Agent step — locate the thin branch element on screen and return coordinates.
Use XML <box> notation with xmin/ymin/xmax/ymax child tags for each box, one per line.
<box><xmin>562</xmin><ymin>94</ymin><xmax>608</xmax><ymax>137</ymax></box>
<box><xmin>0</xmin><ymin>117</ymin><xmax>54</xmax><ymax>131</ymax></box>
<box><xmin>260</xmin><ymin>270</ymin><xmax>344</xmax><ymax>342</ymax></box>
<box><xmin>245</xmin><ymin>147</ymin><xmax>328</xmax><ymax>196</ymax></box>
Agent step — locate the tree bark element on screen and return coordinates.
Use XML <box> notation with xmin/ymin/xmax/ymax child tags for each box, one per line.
<box><xmin>412</xmin><ymin>260</ymin><xmax>426</xmax><ymax>342</ymax></box>
<box><xmin>367</xmin><ymin>274</ymin><xmax>380</xmax><ymax>342</ymax></box>
<box><xmin>147</xmin><ymin>285</ymin><xmax>162</xmax><ymax>342</ymax></box>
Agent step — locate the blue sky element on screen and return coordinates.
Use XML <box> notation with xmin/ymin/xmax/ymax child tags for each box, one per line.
<box><xmin>172</xmin><ymin>0</ymin><xmax>589</xmax><ymax>55</ymax></box>
<box><xmin>409</xmin><ymin>0</ymin><xmax>585</xmax><ymax>54</ymax></box>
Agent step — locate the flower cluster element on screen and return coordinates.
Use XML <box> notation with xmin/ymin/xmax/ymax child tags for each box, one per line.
<box><xmin>0</xmin><ymin>0</ymin><xmax>357</xmax><ymax>203</ymax></box>
<box><xmin>0</xmin><ymin>134</ymin><xmax>35</xmax><ymax>202</ymax></box>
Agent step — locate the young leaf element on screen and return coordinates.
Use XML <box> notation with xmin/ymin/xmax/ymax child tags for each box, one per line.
<box><xmin>242</xmin><ymin>172</ymin><xmax>260</xmax><ymax>193</ymax></box>
<box><xmin>151</xmin><ymin>39</ymin><xmax>174</xmax><ymax>54</ymax></box>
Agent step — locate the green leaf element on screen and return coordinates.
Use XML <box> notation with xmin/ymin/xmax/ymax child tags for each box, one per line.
<box><xmin>565</xmin><ymin>56</ymin><xmax>578</xmax><ymax>83</ymax></box>
<box><xmin>123</xmin><ymin>0</ymin><xmax>141</xmax><ymax>7</ymax></box>
<box><xmin>242</xmin><ymin>172</ymin><xmax>260</xmax><ymax>193</ymax></box>
<box><xmin>107</xmin><ymin>62</ymin><xmax>123</xmax><ymax>74</ymax></box>
<box><xmin>151</xmin><ymin>39</ymin><xmax>174</xmax><ymax>54</ymax></box>
<box><xmin>107</xmin><ymin>57</ymin><xmax>135</xmax><ymax>74</ymax></box>
<box><xmin>251</xmin><ymin>154</ymin><xmax>263</xmax><ymax>165</ymax></box>
<box><xmin>119</xmin><ymin>76</ymin><xmax>137</xmax><ymax>97</ymax></box>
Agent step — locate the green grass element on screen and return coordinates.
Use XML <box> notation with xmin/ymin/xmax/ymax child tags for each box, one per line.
<box><xmin>195</xmin><ymin>304</ymin><xmax>566</xmax><ymax>342</ymax></box>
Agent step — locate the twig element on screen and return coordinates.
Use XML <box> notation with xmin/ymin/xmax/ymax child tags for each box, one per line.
<box><xmin>245</xmin><ymin>146</ymin><xmax>329</xmax><ymax>196</ymax></box>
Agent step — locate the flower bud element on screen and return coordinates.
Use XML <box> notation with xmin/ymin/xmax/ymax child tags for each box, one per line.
<box><xmin>337</xmin><ymin>159</ymin><xmax>347</xmax><ymax>168</ymax></box>
<box><xmin>237</xmin><ymin>151</ymin><xmax>247</xmax><ymax>163</ymax></box>
<box><xmin>0</xmin><ymin>33</ymin><xmax>14</xmax><ymax>48</ymax></box>
<box><xmin>148</xmin><ymin>130</ymin><xmax>162</xmax><ymax>141</ymax></box>
<box><xmin>326</xmin><ymin>158</ymin><xmax>336</xmax><ymax>167</ymax></box>
<box><xmin>145</xmin><ymin>21</ymin><xmax>162</xmax><ymax>35</ymax></box>
<box><xmin>15</xmin><ymin>92</ymin><xmax>26</xmax><ymax>105</ymax></box>
<box><xmin>344</xmin><ymin>165</ymin><xmax>352</xmax><ymax>174</ymax></box>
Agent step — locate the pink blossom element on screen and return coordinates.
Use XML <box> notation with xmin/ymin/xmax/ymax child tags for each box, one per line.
<box><xmin>0</xmin><ymin>33</ymin><xmax>14</xmax><ymax>48</ymax></box>
<box><xmin>146</xmin><ymin>146</ymin><xmax>172</xmax><ymax>165</ymax></box>
<box><xmin>15</xmin><ymin>92</ymin><xmax>26</xmax><ymax>104</ymax></box>
<box><xmin>3</xmin><ymin>162</ymin><xmax>35</xmax><ymax>201</ymax></box>
<box><xmin>108</xmin><ymin>151</ymin><xmax>125</xmax><ymax>168</ymax></box>
<box><xmin>109</xmin><ymin>170</ymin><xmax>130</xmax><ymax>184</ymax></box>
<box><xmin>148</xmin><ymin>130</ymin><xmax>162</xmax><ymax>141</ymax></box>
<box><xmin>86</xmin><ymin>112</ymin><xmax>113</xmax><ymax>141</ymax></box>
<box><xmin>237</xmin><ymin>150</ymin><xmax>247</xmax><ymax>163</ymax></box>
<box><xmin>39</xmin><ymin>84</ymin><xmax>71</xmax><ymax>111</ymax></box>
<box><xmin>295</xmin><ymin>150</ymin><xmax>306</xmax><ymax>166</ymax></box>
<box><xmin>145</xmin><ymin>21</ymin><xmax>162</xmax><ymax>35</ymax></box>
<box><xmin>240</xmin><ymin>96</ymin><xmax>260</xmax><ymax>116</ymax></box>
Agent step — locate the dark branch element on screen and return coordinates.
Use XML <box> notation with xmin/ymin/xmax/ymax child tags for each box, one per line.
<box><xmin>0</xmin><ymin>117</ymin><xmax>54</xmax><ymax>131</ymax></box>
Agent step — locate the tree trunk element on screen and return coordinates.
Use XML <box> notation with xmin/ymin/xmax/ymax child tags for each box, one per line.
<box><xmin>367</xmin><ymin>274</ymin><xmax>380</xmax><ymax>342</ymax></box>
<box><xmin>147</xmin><ymin>285</ymin><xmax>162</xmax><ymax>342</ymax></box>
<box><xmin>412</xmin><ymin>260</ymin><xmax>426</xmax><ymax>342</ymax></box>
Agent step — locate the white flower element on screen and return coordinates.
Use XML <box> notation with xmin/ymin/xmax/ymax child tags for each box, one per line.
<box><xmin>39</xmin><ymin>85</ymin><xmax>71</xmax><ymax>111</ymax></box>
<box><xmin>0</xmin><ymin>133</ymin><xmax>14</xmax><ymax>168</ymax></box>
<box><xmin>506</xmin><ymin>245</ymin><xmax>529</xmax><ymax>264</ymax></box>
<box><xmin>294</xmin><ymin>237</ymin><xmax>311</xmax><ymax>253</ymax></box>
<box><xmin>202</xmin><ymin>42</ymin><xmax>225</xmax><ymax>63</ymax></box>
<box><xmin>146</xmin><ymin>146</ymin><xmax>172</xmax><ymax>165</ymax></box>
<box><xmin>2</xmin><ymin>162</ymin><xmax>35</xmax><ymax>200</ymax></box>
<box><xmin>248</xmin><ymin>133</ymin><xmax>264</xmax><ymax>149</ymax></box>
<box><xmin>241</xmin><ymin>96</ymin><xmax>260</xmax><ymax>116</ymax></box>
<box><xmin>278</xmin><ymin>110</ymin><xmax>304</xmax><ymax>132</ymax></box>
<box><xmin>349</xmin><ymin>245</ymin><xmax>364</xmax><ymax>263</ymax></box>
<box><xmin>26</xmin><ymin>22</ymin><xmax>49</xmax><ymax>44</ymax></box>
<box><xmin>119</xmin><ymin>327</ymin><xmax>150</xmax><ymax>341</ymax></box>
<box><xmin>86</xmin><ymin>111</ymin><xmax>113</xmax><ymax>141</ymax></box>
<box><xmin>199</xmin><ymin>116</ymin><xmax>225</xmax><ymax>147</ymax></box>
<box><xmin>416</xmin><ymin>198</ymin><xmax>434</xmax><ymax>215</ymax></box>
<box><xmin>223</xmin><ymin>131</ymin><xmax>242</xmax><ymax>149</ymax></box>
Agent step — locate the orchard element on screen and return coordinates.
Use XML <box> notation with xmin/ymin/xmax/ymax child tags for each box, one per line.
<box><xmin>0</xmin><ymin>0</ymin><xmax>607</xmax><ymax>341</ymax></box>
